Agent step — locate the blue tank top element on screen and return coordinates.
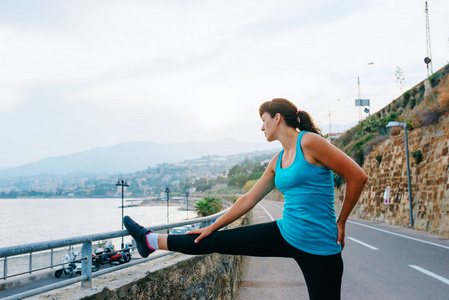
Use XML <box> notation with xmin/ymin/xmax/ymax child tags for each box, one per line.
<box><xmin>275</xmin><ymin>131</ymin><xmax>341</xmax><ymax>255</ymax></box>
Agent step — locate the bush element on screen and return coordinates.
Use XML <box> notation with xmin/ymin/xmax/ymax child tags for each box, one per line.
<box><xmin>243</xmin><ymin>180</ymin><xmax>257</xmax><ymax>192</ymax></box>
<box><xmin>228</xmin><ymin>174</ymin><xmax>248</xmax><ymax>188</ymax></box>
<box><xmin>386</xmin><ymin>111</ymin><xmax>399</xmax><ymax>122</ymax></box>
<box><xmin>429</xmin><ymin>72</ymin><xmax>442</xmax><ymax>88</ymax></box>
<box><xmin>438</xmin><ymin>74</ymin><xmax>449</xmax><ymax>107</ymax></box>
<box><xmin>411</xmin><ymin>150</ymin><xmax>423</xmax><ymax>164</ymax></box>
<box><xmin>354</xmin><ymin>147</ymin><xmax>365</xmax><ymax>166</ymax></box>
<box><xmin>333</xmin><ymin>172</ymin><xmax>345</xmax><ymax>188</ymax></box>
<box><xmin>403</xmin><ymin>90</ymin><xmax>411</xmax><ymax>102</ymax></box>
<box><xmin>416</xmin><ymin>105</ymin><xmax>444</xmax><ymax>126</ymax></box>
<box><xmin>376</xmin><ymin>155</ymin><xmax>383</xmax><ymax>164</ymax></box>
<box><xmin>390</xmin><ymin>126</ymin><xmax>402</xmax><ymax>136</ymax></box>
<box><xmin>248</xmin><ymin>171</ymin><xmax>263</xmax><ymax>181</ymax></box>
<box><xmin>401</xmin><ymin>91</ymin><xmax>411</xmax><ymax>107</ymax></box>
<box><xmin>408</xmin><ymin>97</ymin><xmax>416</xmax><ymax>109</ymax></box>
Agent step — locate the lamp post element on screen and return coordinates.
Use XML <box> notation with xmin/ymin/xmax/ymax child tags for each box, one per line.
<box><xmin>328</xmin><ymin>99</ymin><xmax>341</xmax><ymax>141</ymax></box>
<box><xmin>386</xmin><ymin>121</ymin><xmax>414</xmax><ymax>228</ymax></box>
<box><xmin>185</xmin><ymin>191</ymin><xmax>190</xmax><ymax>220</ymax></box>
<box><xmin>165</xmin><ymin>187</ymin><xmax>171</xmax><ymax>233</ymax></box>
<box><xmin>116</xmin><ymin>179</ymin><xmax>129</xmax><ymax>249</ymax></box>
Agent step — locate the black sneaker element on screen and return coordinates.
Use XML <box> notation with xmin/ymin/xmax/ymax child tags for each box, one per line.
<box><xmin>123</xmin><ymin>216</ymin><xmax>155</xmax><ymax>258</ymax></box>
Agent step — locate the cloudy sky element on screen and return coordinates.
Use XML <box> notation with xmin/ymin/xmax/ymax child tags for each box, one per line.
<box><xmin>0</xmin><ymin>0</ymin><xmax>448</xmax><ymax>167</ymax></box>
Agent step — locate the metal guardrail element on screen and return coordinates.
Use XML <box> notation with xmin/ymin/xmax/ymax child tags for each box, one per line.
<box><xmin>0</xmin><ymin>209</ymin><xmax>228</xmax><ymax>300</ymax></box>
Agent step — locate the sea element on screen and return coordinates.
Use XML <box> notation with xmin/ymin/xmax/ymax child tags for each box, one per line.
<box><xmin>0</xmin><ymin>198</ymin><xmax>198</xmax><ymax>249</ymax></box>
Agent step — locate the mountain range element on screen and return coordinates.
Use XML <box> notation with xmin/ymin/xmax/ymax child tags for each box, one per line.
<box><xmin>0</xmin><ymin>139</ymin><xmax>281</xmax><ymax>178</ymax></box>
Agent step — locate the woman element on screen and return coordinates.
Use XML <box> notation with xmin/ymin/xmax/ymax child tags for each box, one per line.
<box><xmin>124</xmin><ymin>98</ymin><xmax>367</xmax><ymax>299</ymax></box>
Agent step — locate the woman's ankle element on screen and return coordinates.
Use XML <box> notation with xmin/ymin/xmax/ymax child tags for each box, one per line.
<box><xmin>158</xmin><ymin>234</ymin><xmax>169</xmax><ymax>250</ymax></box>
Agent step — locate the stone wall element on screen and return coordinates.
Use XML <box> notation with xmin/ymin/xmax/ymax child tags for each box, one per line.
<box><xmin>265</xmin><ymin>188</ymin><xmax>284</xmax><ymax>202</ymax></box>
<box><xmin>30</xmin><ymin>214</ymin><xmax>250</xmax><ymax>300</ymax></box>
<box><xmin>335</xmin><ymin>114</ymin><xmax>449</xmax><ymax>237</ymax></box>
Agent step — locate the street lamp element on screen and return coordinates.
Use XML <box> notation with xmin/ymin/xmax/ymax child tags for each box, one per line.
<box><xmin>386</xmin><ymin>121</ymin><xmax>414</xmax><ymax>228</ymax></box>
<box><xmin>116</xmin><ymin>179</ymin><xmax>129</xmax><ymax>249</ymax></box>
<box><xmin>165</xmin><ymin>187</ymin><xmax>171</xmax><ymax>233</ymax></box>
<box><xmin>328</xmin><ymin>99</ymin><xmax>341</xmax><ymax>141</ymax></box>
<box><xmin>185</xmin><ymin>191</ymin><xmax>190</xmax><ymax>220</ymax></box>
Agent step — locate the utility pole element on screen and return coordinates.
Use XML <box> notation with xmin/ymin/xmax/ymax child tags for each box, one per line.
<box><xmin>425</xmin><ymin>1</ymin><xmax>433</xmax><ymax>77</ymax></box>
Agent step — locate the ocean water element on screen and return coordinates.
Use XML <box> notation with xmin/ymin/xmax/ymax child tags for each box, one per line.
<box><xmin>0</xmin><ymin>198</ymin><xmax>197</xmax><ymax>248</ymax></box>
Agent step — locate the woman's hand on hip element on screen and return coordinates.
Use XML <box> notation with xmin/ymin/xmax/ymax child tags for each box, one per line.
<box><xmin>337</xmin><ymin>222</ymin><xmax>346</xmax><ymax>250</ymax></box>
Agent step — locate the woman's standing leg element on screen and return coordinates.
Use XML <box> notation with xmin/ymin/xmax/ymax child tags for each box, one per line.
<box><xmin>294</xmin><ymin>252</ymin><xmax>343</xmax><ymax>300</ymax></box>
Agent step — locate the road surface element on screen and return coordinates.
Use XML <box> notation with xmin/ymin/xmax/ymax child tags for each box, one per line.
<box><xmin>236</xmin><ymin>199</ymin><xmax>449</xmax><ymax>300</ymax></box>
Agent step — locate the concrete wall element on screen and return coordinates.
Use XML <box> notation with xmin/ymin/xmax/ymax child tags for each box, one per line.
<box><xmin>335</xmin><ymin>114</ymin><xmax>449</xmax><ymax>236</ymax></box>
<box><xmin>29</xmin><ymin>214</ymin><xmax>250</xmax><ymax>300</ymax></box>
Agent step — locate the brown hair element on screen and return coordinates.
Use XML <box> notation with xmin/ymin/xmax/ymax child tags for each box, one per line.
<box><xmin>259</xmin><ymin>98</ymin><xmax>322</xmax><ymax>136</ymax></box>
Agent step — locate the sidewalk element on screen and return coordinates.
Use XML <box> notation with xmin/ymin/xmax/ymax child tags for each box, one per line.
<box><xmin>235</xmin><ymin>203</ymin><xmax>309</xmax><ymax>299</ymax></box>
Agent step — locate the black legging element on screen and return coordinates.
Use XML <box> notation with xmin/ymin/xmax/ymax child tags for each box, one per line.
<box><xmin>167</xmin><ymin>221</ymin><xmax>343</xmax><ymax>300</ymax></box>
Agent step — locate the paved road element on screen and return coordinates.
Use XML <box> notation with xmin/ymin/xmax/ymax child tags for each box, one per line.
<box><xmin>236</xmin><ymin>199</ymin><xmax>449</xmax><ymax>300</ymax></box>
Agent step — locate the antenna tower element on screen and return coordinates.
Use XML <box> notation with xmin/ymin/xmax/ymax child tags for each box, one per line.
<box><xmin>425</xmin><ymin>1</ymin><xmax>433</xmax><ymax>77</ymax></box>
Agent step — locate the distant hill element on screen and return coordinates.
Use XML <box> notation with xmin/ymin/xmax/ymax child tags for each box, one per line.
<box><xmin>0</xmin><ymin>139</ymin><xmax>280</xmax><ymax>178</ymax></box>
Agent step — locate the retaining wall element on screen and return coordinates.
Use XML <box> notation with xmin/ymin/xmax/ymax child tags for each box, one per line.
<box><xmin>29</xmin><ymin>214</ymin><xmax>250</xmax><ymax>300</ymax></box>
<box><xmin>335</xmin><ymin>114</ymin><xmax>449</xmax><ymax>236</ymax></box>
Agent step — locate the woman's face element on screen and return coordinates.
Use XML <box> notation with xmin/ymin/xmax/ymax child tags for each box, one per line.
<box><xmin>261</xmin><ymin>112</ymin><xmax>277</xmax><ymax>142</ymax></box>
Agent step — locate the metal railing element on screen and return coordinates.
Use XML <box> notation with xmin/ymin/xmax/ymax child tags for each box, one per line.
<box><xmin>0</xmin><ymin>209</ymin><xmax>228</xmax><ymax>300</ymax></box>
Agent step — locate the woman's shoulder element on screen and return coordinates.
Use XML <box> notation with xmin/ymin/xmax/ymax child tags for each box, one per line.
<box><xmin>300</xmin><ymin>131</ymin><xmax>331</xmax><ymax>155</ymax></box>
<box><xmin>266</xmin><ymin>151</ymin><xmax>281</xmax><ymax>172</ymax></box>
<box><xmin>301</xmin><ymin>131</ymin><xmax>326</xmax><ymax>145</ymax></box>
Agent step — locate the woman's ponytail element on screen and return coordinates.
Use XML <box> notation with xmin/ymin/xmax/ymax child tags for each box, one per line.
<box><xmin>259</xmin><ymin>98</ymin><xmax>322</xmax><ymax>136</ymax></box>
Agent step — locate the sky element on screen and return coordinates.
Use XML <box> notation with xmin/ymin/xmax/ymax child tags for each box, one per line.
<box><xmin>0</xmin><ymin>0</ymin><xmax>448</xmax><ymax>168</ymax></box>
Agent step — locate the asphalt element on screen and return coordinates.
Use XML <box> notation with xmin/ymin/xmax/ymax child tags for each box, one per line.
<box><xmin>235</xmin><ymin>199</ymin><xmax>449</xmax><ymax>300</ymax></box>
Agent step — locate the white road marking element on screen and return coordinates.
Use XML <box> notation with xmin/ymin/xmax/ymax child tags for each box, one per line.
<box><xmin>347</xmin><ymin>237</ymin><xmax>379</xmax><ymax>250</ymax></box>
<box><xmin>258</xmin><ymin>204</ymin><xmax>275</xmax><ymax>221</ymax></box>
<box><xmin>409</xmin><ymin>265</ymin><xmax>449</xmax><ymax>285</ymax></box>
<box><xmin>348</xmin><ymin>221</ymin><xmax>449</xmax><ymax>250</ymax></box>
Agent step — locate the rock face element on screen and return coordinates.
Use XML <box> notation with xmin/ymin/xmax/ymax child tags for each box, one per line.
<box><xmin>86</xmin><ymin>253</ymin><xmax>245</xmax><ymax>300</ymax></box>
<box><xmin>335</xmin><ymin>115</ymin><xmax>449</xmax><ymax>237</ymax></box>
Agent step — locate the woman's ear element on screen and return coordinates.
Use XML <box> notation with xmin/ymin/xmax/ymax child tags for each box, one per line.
<box><xmin>275</xmin><ymin>113</ymin><xmax>281</xmax><ymax>124</ymax></box>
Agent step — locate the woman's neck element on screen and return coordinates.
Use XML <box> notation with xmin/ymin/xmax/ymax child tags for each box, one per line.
<box><xmin>278</xmin><ymin>128</ymin><xmax>300</xmax><ymax>152</ymax></box>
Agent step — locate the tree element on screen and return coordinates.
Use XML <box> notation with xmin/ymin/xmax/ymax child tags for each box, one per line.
<box><xmin>195</xmin><ymin>197</ymin><xmax>222</xmax><ymax>217</ymax></box>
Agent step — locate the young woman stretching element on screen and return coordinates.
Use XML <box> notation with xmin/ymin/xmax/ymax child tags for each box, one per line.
<box><xmin>124</xmin><ymin>98</ymin><xmax>367</xmax><ymax>300</ymax></box>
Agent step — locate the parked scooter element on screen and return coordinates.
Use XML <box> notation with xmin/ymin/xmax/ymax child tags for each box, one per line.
<box><xmin>55</xmin><ymin>250</ymin><xmax>100</xmax><ymax>278</ymax></box>
<box><xmin>74</xmin><ymin>253</ymin><xmax>101</xmax><ymax>274</ymax></box>
<box><xmin>122</xmin><ymin>242</ymin><xmax>133</xmax><ymax>263</ymax></box>
<box><xmin>54</xmin><ymin>251</ymin><xmax>77</xmax><ymax>278</ymax></box>
<box><xmin>94</xmin><ymin>242</ymin><xmax>132</xmax><ymax>265</ymax></box>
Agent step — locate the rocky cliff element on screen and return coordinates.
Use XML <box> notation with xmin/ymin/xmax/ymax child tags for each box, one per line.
<box><xmin>335</xmin><ymin>65</ymin><xmax>449</xmax><ymax>237</ymax></box>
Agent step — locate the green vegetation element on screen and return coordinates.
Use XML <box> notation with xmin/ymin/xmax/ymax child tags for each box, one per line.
<box><xmin>411</xmin><ymin>150</ymin><xmax>423</xmax><ymax>164</ymax></box>
<box><xmin>227</xmin><ymin>160</ymin><xmax>268</xmax><ymax>189</ymax></box>
<box><xmin>195</xmin><ymin>197</ymin><xmax>223</xmax><ymax>216</ymax></box>
<box><xmin>376</xmin><ymin>155</ymin><xmax>383</xmax><ymax>164</ymax></box>
<box><xmin>333</xmin><ymin>172</ymin><xmax>344</xmax><ymax>189</ymax></box>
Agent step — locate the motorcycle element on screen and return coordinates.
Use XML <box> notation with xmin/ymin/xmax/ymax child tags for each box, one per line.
<box><xmin>94</xmin><ymin>242</ymin><xmax>132</xmax><ymax>265</ymax></box>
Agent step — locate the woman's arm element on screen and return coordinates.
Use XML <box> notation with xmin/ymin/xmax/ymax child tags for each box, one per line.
<box><xmin>188</xmin><ymin>153</ymin><xmax>278</xmax><ymax>243</ymax></box>
<box><xmin>302</xmin><ymin>133</ymin><xmax>368</xmax><ymax>249</ymax></box>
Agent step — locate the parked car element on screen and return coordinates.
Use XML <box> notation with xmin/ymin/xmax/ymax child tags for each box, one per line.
<box><xmin>170</xmin><ymin>227</ymin><xmax>187</xmax><ymax>234</ymax></box>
